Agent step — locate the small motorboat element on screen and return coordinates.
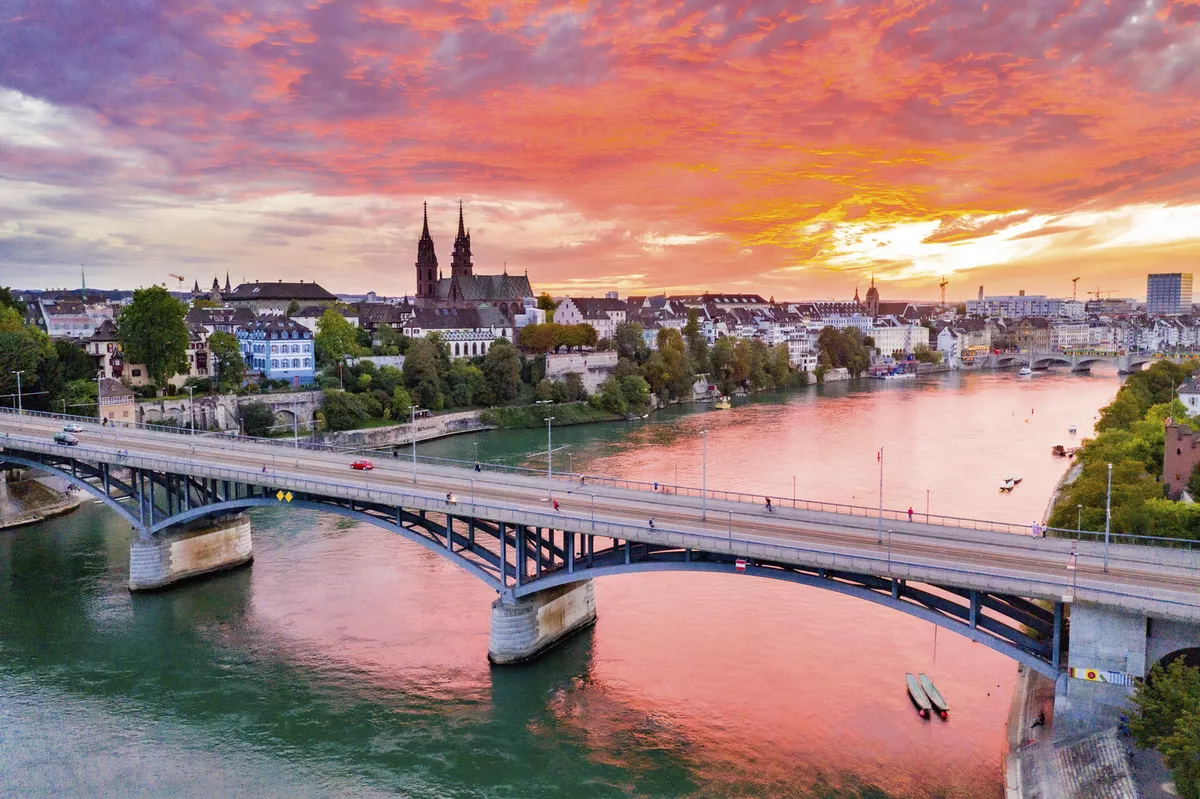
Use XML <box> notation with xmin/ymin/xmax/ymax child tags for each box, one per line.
<box><xmin>906</xmin><ymin>673</ymin><xmax>932</xmax><ymax>719</ymax></box>
<box><xmin>919</xmin><ymin>673</ymin><xmax>949</xmax><ymax>719</ymax></box>
<box><xmin>1018</xmin><ymin>367</ymin><xmax>1033</xmax><ymax>376</ymax></box>
<box><xmin>1000</xmin><ymin>478</ymin><xmax>1014</xmax><ymax>492</ymax></box>
<box><xmin>1068</xmin><ymin>424</ymin><xmax>1077</xmax><ymax>435</ymax></box>
<box><xmin>1011</xmin><ymin>475</ymin><xmax>1023</xmax><ymax>485</ymax></box>
<box><xmin>714</xmin><ymin>396</ymin><xmax>731</xmax><ymax>410</ymax></box>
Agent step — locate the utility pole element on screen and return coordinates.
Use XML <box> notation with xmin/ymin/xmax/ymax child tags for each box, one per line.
<box><xmin>187</xmin><ymin>385</ymin><xmax>195</xmax><ymax>436</ymax></box>
<box><xmin>13</xmin><ymin>370</ymin><xmax>23</xmax><ymax>415</ymax></box>
<box><xmin>546</xmin><ymin>416</ymin><xmax>555</xmax><ymax>498</ymax></box>
<box><xmin>877</xmin><ymin>446</ymin><xmax>884</xmax><ymax>543</ymax></box>
<box><xmin>1104</xmin><ymin>462</ymin><xmax>1112</xmax><ymax>572</ymax></box>
<box><xmin>410</xmin><ymin>404</ymin><xmax>419</xmax><ymax>482</ymax></box>
<box><xmin>97</xmin><ymin>371</ymin><xmax>104</xmax><ymax>423</ymax></box>
<box><xmin>701</xmin><ymin>429</ymin><xmax>708</xmax><ymax>521</ymax></box>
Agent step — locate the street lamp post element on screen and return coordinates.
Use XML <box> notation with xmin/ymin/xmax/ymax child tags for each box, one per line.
<box><xmin>1077</xmin><ymin>504</ymin><xmax>1082</xmax><ymax>532</ymax></box>
<box><xmin>410</xmin><ymin>405</ymin><xmax>420</xmax><ymax>482</ymax></box>
<box><xmin>96</xmin><ymin>371</ymin><xmax>104</xmax><ymax>424</ymax></box>
<box><xmin>546</xmin><ymin>416</ymin><xmax>555</xmax><ymax>498</ymax></box>
<box><xmin>187</xmin><ymin>386</ymin><xmax>195</xmax><ymax>437</ymax></box>
<box><xmin>13</xmin><ymin>370</ymin><xmax>23</xmax><ymax>415</ymax></box>
<box><xmin>701</xmin><ymin>429</ymin><xmax>708</xmax><ymax>521</ymax></box>
<box><xmin>1104</xmin><ymin>462</ymin><xmax>1113</xmax><ymax>572</ymax></box>
<box><xmin>877</xmin><ymin>446</ymin><xmax>884</xmax><ymax>543</ymax></box>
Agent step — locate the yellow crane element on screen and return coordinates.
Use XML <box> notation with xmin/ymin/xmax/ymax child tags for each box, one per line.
<box><xmin>168</xmin><ymin>273</ymin><xmax>186</xmax><ymax>290</ymax></box>
<box><xmin>1072</xmin><ymin>277</ymin><xmax>1080</xmax><ymax>301</ymax></box>
<box><xmin>1087</xmin><ymin>288</ymin><xmax>1117</xmax><ymax>300</ymax></box>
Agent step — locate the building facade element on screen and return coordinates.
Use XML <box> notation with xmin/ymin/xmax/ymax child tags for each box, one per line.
<box><xmin>1147</xmin><ymin>273</ymin><xmax>1194</xmax><ymax>316</ymax></box>
<box><xmin>553</xmin><ymin>297</ymin><xmax>628</xmax><ymax>341</ymax></box>
<box><xmin>224</xmin><ymin>280</ymin><xmax>337</xmax><ymax>315</ymax></box>
<box><xmin>237</xmin><ymin>317</ymin><xmax>315</xmax><ymax>386</ymax></box>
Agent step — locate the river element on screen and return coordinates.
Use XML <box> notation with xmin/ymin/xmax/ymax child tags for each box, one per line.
<box><xmin>0</xmin><ymin>370</ymin><xmax>1120</xmax><ymax>798</ymax></box>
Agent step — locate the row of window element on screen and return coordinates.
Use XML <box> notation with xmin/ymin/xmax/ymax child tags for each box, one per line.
<box><xmin>271</xmin><ymin>358</ymin><xmax>311</xmax><ymax>369</ymax></box>
<box><xmin>270</xmin><ymin>344</ymin><xmax>310</xmax><ymax>354</ymax></box>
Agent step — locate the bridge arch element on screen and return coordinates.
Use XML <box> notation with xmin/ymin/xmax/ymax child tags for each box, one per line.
<box><xmin>1032</xmin><ymin>356</ymin><xmax>1072</xmax><ymax>369</ymax></box>
<box><xmin>0</xmin><ymin>454</ymin><xmax>143</xmax><ymax>530</ymax></box>
<box><xmin>513</xmin><ymin>559</ymin><xmax>1060</xmax><ymax>678</ymax></box>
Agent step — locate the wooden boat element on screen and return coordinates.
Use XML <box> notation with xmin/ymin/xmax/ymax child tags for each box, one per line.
<box><xmin>1011</xmin><ymin>475</ymin><xmax>1023</xmax><ymax>485</ymax></box>
<box><xmin>906</xmin><ymin>673</ymin><xmax>932</xmax><ymax>719</ymax></box>
<box><xmin>918</xmin><ymin>673</ymin><xmax>949</xmax><ymax>719</ymax></box>
<box><xmin>1000</xmin><ymin>478</ymin><xmax>1014</xmax><ymax>492</ymax></box>
<box><xmin>714</xmin><ymin>396</ymin><xmax>731</xmax><ymax>410</ymax></box>
<box><xmin>1052</xmin><ymin>444</ymin><xmax>1067</xmax><ymax>457</ymax></box>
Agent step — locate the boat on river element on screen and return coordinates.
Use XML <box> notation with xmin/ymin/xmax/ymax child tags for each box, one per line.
<box><xmin>1069</xmin><ymin>424</ymin><xmax>1077</xmax><ymax>434</ymax></box>
<box><xmin>1018</xmin><ymin>366</ymin><xmax>1033</xmax><ymax>376</ymax></box>
<box><xmin>714</xmin><ymin>396</ymin><xmax>731</xmax><ymax>410</ymax></box>
<box><xmin>905</xmin><ymin>673</ymin><xmax>932</xmax><ymax>719</ymax></box>
<box><xmin>919</xmin><ymin>673</ymin><xmax>949</xmax><ymax>719</ymax></box>
<box><xmin>1000</xmin><ymin>477</ymin><xmax>1014</xmax><ymax>492</ymax></box>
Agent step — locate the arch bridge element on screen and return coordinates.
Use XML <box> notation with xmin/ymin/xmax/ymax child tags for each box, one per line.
<box><xmin>988</xmin><ymin>350</ymin><xmax>1196</xmax><ymax>373</ymax></box>
<box><xmin>3</xmin><ymin>412</ymin><xmax>1200</xmax><ymax>682</ymax></box>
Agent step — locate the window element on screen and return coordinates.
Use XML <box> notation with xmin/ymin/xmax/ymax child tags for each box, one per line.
<box><xmin>272</xmin><ymin>359</ymin><xmax>278</xmax><ymax>368</ymax></box>
<box><xmin>303</xmin><ymin>358</ymin><xmax>310</xmax><ymax>367</ymax></box>
<box><xmin>132</xmin><ymin>369</ymin><xmax>141</xmax><ymax>377</ymax></box>
<box><xmin>292</xmin><ymin>344</ymin><xmax>299</xmax><ymax>353</ymax></box>
<box><xmin>293</xmin><ymin>358</ymin><xmax>300</xmax><ymax>368</ymax></box>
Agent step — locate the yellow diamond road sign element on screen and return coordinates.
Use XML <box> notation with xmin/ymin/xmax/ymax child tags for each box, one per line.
<box><xmin>276</xmin><ymin>490</ymin><xmax>284</xmax><ymax>501</ymax></box>
<box><xmin>284</xmin><ymin>492</ymin><xmax>293</xmax><ymax>503</ymax></box>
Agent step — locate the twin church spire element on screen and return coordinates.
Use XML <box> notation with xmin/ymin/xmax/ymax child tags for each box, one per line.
<box><xmin>415</xmin><ymin>201</ymin><xmax>473</xmax><ymax>302</ymax></box>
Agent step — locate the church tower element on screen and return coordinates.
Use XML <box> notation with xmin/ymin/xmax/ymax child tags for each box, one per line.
<box><xmin>415</xmin><ymin>202</ymin><xmax>438</xmax><ymax>302</ymax></box>
<box><xmin>865</xmin><ymin>275</ymin><xmax>880</xmax><ymax>318</ymax></box>
<box><xmin>451</xmin><ymin>201</ymin><xmax>473</xmax><ymax>279</ymax></box>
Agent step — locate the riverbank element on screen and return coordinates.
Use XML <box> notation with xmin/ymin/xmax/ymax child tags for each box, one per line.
<box><xmin>0</xmin><ymin>474</ymin><xmax>81</xmax><ymax>531</ymax></box>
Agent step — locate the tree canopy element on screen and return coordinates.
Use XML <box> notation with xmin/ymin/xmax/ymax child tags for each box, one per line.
<box><xmin>314</xmin><ymin>309</ymin><xmax>362</xmax><ymax>366</ymax></box>
<box><xmin>117</xmin><ymin>285</ymin><xmax>189</xmax><ymax>388</ymax></box>
<box><xmin>207</xmin><ymin>331</ymin><xmax>246</xmax><ymax>391</ymax></box>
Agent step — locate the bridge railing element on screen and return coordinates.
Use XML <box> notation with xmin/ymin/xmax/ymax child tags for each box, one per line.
<box><xmin>7</xmin><ymin>432</ymin><xmax>1200</xmax><ymax>620</ymax></box>
<box><xmin>6</xmin><ymin>406</ymin><xmax>1200</xmax><ymax>550</ymax></box>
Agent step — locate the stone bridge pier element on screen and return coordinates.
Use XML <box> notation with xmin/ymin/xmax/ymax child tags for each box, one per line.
<box><xmin>1054</xmin><ymin>602</ymin><xmax>1200</xmax><ymax>741</ymax></box>
<box><xmin>488</xmin><ymin>580</ymin><xmax>597</xmax><ymax>664</ymax></box>
<box><xmin>129</xmin><ymin>513</ymin><xmax>254</xmax><ymax>591</ymax></box>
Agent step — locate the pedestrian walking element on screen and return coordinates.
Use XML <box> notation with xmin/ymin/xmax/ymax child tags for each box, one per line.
<box><xmin>907</xmin><ymin>506</ymin><xmax>914</xmax><ymax>522</ymax></box>
<box><xmin>553</xmin><ymin>499</ymin><xmax>560</xmax><ymax>512</ymax></box>
<box><xmin>654</xmin><ymin>481</ymin><xmax>659</xmax><ymax>492</ymax></box>
<box><xmin>648</xmin><ymin>518</ymin><xmax>655</xmax><ymax>529</ymax></box>
<box><xmin>475</xmin><ymin>462</ymin><xmax>481</xmax><ymax>472</ymax></box>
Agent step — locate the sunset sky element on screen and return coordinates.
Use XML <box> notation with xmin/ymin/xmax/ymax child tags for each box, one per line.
<box><xmin>1</xmin><ymin>0</ymin><xmax>1199</xmax><ymax>301</ymax></box>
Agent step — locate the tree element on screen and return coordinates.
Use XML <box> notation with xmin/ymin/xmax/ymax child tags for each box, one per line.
<box><xmin>0</xmin><ymin>306</ymin><xmax>23</xmax><ymax>332</ymax></box>
<box><xmin>314</xmin><ymin>309</ymin><xmax>362</xmax><ymax>366</ymax></box>
<box><xmin>241</xmin><ymin>402</ymin><xmax>275</xmax><ymax>437</ymax></box>
<box><xmin>207</xmin><ymin>331</ymin><xmax>246</xmax><ymax>391</ymax></box>
<box><xmin>355</xmin><ymin>325</ymin><xmax>373</xmax><ymax>350</ymax></box>
<box><xmin>0</xmin><ymin>287</ymin><xmax>26</xmax><ymax>315</ymax></box>
<box><xmin>1188</xmin><ymin>463</ymin><xmax>1200</xmax><ymax>499</ymax></box>
<box><xmin>519</xmin><ymin>323</ymin><xmax>559</xmax><ymax>354</ymax></box>
<box><xmin>535</xmin><ymin>378</ymin><xmax>557</xmax><ymax>402</ymax></box>
<box><xmin>321</xmin><ymin>390</ymin><xmax>369</xmax><ymax>431</ymax></box>
<box><xmin>0</xmin><ymin>312</ymin><xmax>58</xmax><ymax>412</ymax></box>
<box><xmin>446</xmin><ymin>360</ymin><xmax>488</xmax><ymax>407</ymax></box>
<box><xmin>117</xmin><ymin>285</ymin><xmax>189</xmax><ymax>388</ymax></box>
<box><xmin>59</xmin><ymin>378</ymin><xmax>98</xmax><ymax>417</ymax></box>
<box><xmin>564</xmin><ymin>373</ymin><xmax>586</xmax><ymax>401</ymax></box>
<box><xmin>377</xmin><ymin>325</ymin><xmax>411</xmax><ymax>356</ymax></box>
<box><xmin>913</xmin><ymin>344</ymin><xmax>942</xmax><ymax>364</ymax></box>
<box><xmin>1131</xmin><ymin>658</ymin><xmax>1200</xmax><ymax>798</ymax></box>
<box><xmin>54</xmin><ymin>340</ymin><xmax>96</xmax><ymax>382</ymax></box>
<box><xmin>403</xmin><ymin>336</ymin><xmax>447</xmax><ymax>410</ymax></box>
<box><xmin>536</xmin><ymin>292</ymin><xmax>558</xmax><ymax>322</ymax></box>
<box><xmin>614</xmin><ymin>322</ymin><xmax>647</xmax><ymax>362</ymax></box>
<box><xmin>683</xmin><ymin>309</ymin><xmax>709</xmax><ymax>375</ymax></box>
<box><xmin>482</xmin><ymin>338</ymin><xmax>521</xmax><ymax>404</ymax></box>
<box><xmin>390</xmin><ymin>385</ymin><xmax>414</xmax><ymax>419</ymax></box>
<box><xmin>285</xmin><ymin>299</ymin><xmax>301</xmax><ymax>317</ymax></box>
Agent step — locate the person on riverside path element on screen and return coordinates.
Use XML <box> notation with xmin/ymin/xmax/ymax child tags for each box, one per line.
<box><xmin>553</xmin><ymin>499</ymin><xmax>560</xmax><ymax>512</ymax></box>
<box><xmin>765</xmin><ymin>497</ymin><xmax>773</xmax><ymax>513</ymax></box>
<box><xmin>908</xmin><ymin>506</ymin><xmax>914</xmax><ymax>522</ymax></box>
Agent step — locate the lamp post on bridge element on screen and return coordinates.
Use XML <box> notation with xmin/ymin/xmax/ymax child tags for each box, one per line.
<box><xmin>187</xmin><ymin>385</ymin><xmax>195</xmax><ymax>437</ymax></box>
<box><xmin>1104</xmin><ymin>462</ymin><xmax>1112</xmax><ymax>572</ymax></box>
<box><xmin>409</xmin><ymin>404</ymin><xmax>425</xmax><ymax>483</ymax></box>
<box><xmin>1077</xmin><ymin>504</ymin><xmax>1082</xmax><ymax>532</ymax></box>
<box><xmin>12</xmin><ymin>370</ymin><xmax>23</xmax><ymax>415</ymax></box>
<box><xmin>546</xmin><ymin>416</ymin><xmax>555</xmax><ymax>499</ymax></box>
<box><xmin>877</xmin><ymin>446</ymin><xmax>884</xmax><ymax>544</ymax></box>
<box><xmin>700</xmin><ymin>429</ymin><xmax>708</xmax><ymax>521</ymax></box>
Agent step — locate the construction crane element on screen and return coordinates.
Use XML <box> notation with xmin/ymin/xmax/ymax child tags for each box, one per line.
<box><xmin>938</xmin><ymin>277</ymin><xmax>949</xmax><ymax>307</ymax></box>
<box><xmin>168</xmin><ymin>273</ymin><xmax>186</xmax><ymax>290</ymax></box>
<box><xmin>1087</xmin><ymin>288</ymin><xmax>1117</xmax><ymax>301</ymax></box>
<box><xmin>1072</xmin><ymin>277</ymin><xmax>1080</xmax><ymax>301</ymax></box>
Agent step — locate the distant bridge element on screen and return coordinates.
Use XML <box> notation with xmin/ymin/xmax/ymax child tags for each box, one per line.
<box><xmin>2</xmin><ymin>408</ymin><xmax>1199</xmax><ymax>681</ymax></box>
<box><xmin>986</xmin><ymin>350</ymin><xmax>1199</xmax><ymax>373</ymax></box>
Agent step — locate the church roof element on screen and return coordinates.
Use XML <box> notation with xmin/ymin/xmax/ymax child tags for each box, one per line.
<box><xmin>407</xmin><ymin>306</ymin><xmax>510</xmax><ymax>330</ymax></box>
<box><xmin>226</xmin><ymin>281</ymin><xmax>336</xmax><ymax>302</ymax></box>
<box><xmin>435</xmin><ymin>274</ymin><xmax>532</xmax><ymax>303</ymax></box>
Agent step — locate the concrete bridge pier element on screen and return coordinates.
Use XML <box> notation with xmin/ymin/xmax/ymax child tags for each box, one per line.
<box><xmin>488</xmin><ymin>580</ymin><xmax>597</xmax><ymax>664</ymax></box>
<box><xmin>129</xmin><ymin>513</ymin><xmax>253</xmax><ymax>591</ymax></box>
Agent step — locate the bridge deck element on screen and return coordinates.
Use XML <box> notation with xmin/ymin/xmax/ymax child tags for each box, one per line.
<box><xmin>3</xmin><ymin>413</ymin><xmax>1199</xmax><ymax>624</ymax></box>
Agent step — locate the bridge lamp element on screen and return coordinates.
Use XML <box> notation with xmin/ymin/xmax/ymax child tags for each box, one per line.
<box><xmin>409</xmin><ymin>404</ymin><xmax>424</xmax><ymax>482</ymax></box>
<box><xmin>12</xmin><ymin>370</ymin><xmax>23</xmax><ymax>415</ymax></box>
<box><xmin>546</xmin><ymin>416</ymin><xmax>555</xmax><ymax>498</ymax></box>
<box><xmin>1104</xmin><ymin>463</ymin><xmax>1112</xmax><ymax>572</ymax></box>
<box><xmin>700</xmin><ymin>429</ymin><xmax>708</xmax><ymax>521</ymax></box>
<box><xmin>187</xmin><ymin>385</ymin><xmax>194</xmax><ymax>437</ymax></box>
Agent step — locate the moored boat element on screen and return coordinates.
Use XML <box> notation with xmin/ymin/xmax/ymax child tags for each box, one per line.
<box><xmin>918</xmin><ymin>673</ymin><xmax>949</xmax><ymax>719</ymax></box>
<box><xmin>905</xmin><ymin>673</ymin><xmax>932</xmax><ymax>719</ymax></box>
<box><xmin>1011</xmin><ymin>475</ymin><xmax>1023</xmax><ymax>485</ymax></box>
<box><xmin>714</xmin><ymin>396</ymin><xmax>731</xmax><ymax>410</ymax></box>
<box><xmin>1069</xmin><ymin>424</ymin><xmax>1077</xmax><ymax>434</ymax></box>
<box><xmin>1018</xmin><ymin>366</ymin><xmax>1033</xmax><ymax>376</ymax></box>
<box><xmin>1000</xmin><ymin>478</ymin><xmax>1014</xmax><ymax>492</ymax></box>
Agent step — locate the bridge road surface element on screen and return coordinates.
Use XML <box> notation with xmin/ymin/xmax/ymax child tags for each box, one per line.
<box><xmin>3</xmin><ymin>412</ymin><xmax>1200</xmax><ymax>623</ymax></box>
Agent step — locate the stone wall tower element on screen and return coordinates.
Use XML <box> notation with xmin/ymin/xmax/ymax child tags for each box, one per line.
<box><xmin>416</xmin><ymin>202</ymin><xmax>438</xmax><ymax>302</ymax></box>
<box><xmin>451</xmin><ymin>201</ymin><xmax>473</xmax><ymax>279</ymax></box>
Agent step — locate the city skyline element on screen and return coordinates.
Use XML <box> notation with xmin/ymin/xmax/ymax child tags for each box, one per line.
<box><xmin>2</xmin><ymin>1</ymin><xmax>1199</xmax><ymax>299</ymax></box>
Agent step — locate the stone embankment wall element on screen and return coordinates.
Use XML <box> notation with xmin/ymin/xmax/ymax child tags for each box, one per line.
<box><xmin>137</xmin><ymin>391</ymin><xmax>324</xmax><ymax>433</ymax></box>
<box><xmin>0</xmin><ymin>472</ymin><xmax>81</xmax><ymax>530</ymax></box>
<box><xmin>312</xmin><ymin>409</ymin><xmax>488</xmax><ymax>449</ymax></box>
<box><xmin>545</xmin><ymin>351</ymin><xmax>618</xmax><ymax>394</ymax></box>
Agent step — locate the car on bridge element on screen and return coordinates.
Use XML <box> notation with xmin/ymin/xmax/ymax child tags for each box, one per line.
<box><xmin>350</xmin><ymin>459</ymin><xmax>375</xmax><ymax>471</ymax></box>
<box><xmin>53</xmin><ymin>432</ymin><xmax>79</xmax><ymax>446</ymax></box>
<box><xmin>63</xmin><ymin>424</ymin><xmax>83</xmax><ymax>433</ymax></box>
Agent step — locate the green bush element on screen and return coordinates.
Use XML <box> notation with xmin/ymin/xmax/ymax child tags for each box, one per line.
<box><xmin>321</xmin><ymin>389</ymin><xmax>369</xmax><ymax>431</ymax></box>
<box><xmin>241</xmin><ymin>402</ymin><xmax>274</xmax><ymax>437</ymax></box>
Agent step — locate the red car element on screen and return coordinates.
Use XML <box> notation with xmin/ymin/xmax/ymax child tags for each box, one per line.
<box><xmin>351</xmin><ymin>459</ymin><xmax>375</xmax><ymax>471</ymax></box>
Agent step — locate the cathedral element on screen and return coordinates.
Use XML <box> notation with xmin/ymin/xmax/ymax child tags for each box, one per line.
<box><xmin>415</xmin><ymin>202</ymin><xmax>533</xmax><ymax>315</ymax></box>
